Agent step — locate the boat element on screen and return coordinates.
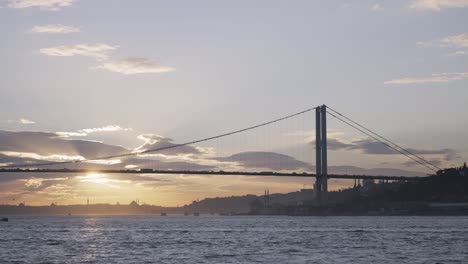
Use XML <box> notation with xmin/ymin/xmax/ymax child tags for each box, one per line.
<box><xmin>160</xmin><ymin>212</ymin><xmax>167</xmax><ymax>216</ymax></box>
<box><xmin>184</xmin><ymin>212</ymin><xmax>189</xmax><ymax>216</ymax></box>
<box><xmin>193</xmin><ymin>212</ymin><xmax>200</xmax><ymax>216</ymax></box>
<box><xmin>1</xmin><ymin>217</ymin><xmax>8</xmax><ymax>222</ymax></box>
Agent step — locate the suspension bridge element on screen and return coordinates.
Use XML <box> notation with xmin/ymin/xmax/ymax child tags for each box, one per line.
<box><xmin>0</xmin><ymin>105</ymin><xmax>441</xmax><ymax>204</ymax></box>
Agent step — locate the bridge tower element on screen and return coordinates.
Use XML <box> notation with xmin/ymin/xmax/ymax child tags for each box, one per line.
<box><xmin>315</xmin><ymin>105</ymin><xmax>328</xmax><ymax>205</ymax></box>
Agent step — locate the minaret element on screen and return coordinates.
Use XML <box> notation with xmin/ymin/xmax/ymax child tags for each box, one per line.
<box><xmin>267</xmin><ymin>189</ymin><xmax>270</xmax><ymax>208</ymax></box>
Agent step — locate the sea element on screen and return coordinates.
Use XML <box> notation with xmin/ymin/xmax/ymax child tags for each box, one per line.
<box><xmin>0</xmin><ymin>216</ymin><xmax>467</xmax><ymax>263</ymax></box>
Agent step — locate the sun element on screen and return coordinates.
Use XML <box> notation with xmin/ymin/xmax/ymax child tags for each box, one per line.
<box><xmin>78</xmin><ymin>173</ymin><xmax>109</xmax><ymax>184</ymax></box>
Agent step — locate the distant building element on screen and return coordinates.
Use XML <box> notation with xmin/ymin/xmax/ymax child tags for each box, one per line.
<box><xmin>438</xmin><ymin>163</ymin><xmax>468</xmax><ymax>177</ymax></box>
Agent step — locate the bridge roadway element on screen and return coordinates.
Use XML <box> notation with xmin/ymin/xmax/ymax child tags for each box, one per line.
<box><xmin>0</xmin><ymin>168</ymin><xmax>427</xmax><ymax>181</ymax></box>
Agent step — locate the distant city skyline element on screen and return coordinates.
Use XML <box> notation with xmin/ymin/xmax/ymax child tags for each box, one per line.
<box><xmin>1</xmin><ymin>0</ymin><xmax>467</xmax><ymax>206</ymax></box>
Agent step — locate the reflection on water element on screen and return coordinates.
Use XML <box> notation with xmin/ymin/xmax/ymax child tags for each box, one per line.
<box><xmin>0</xmin><ymin>216</ymin><xmax>467</xmax><ymax>263</ymax></box>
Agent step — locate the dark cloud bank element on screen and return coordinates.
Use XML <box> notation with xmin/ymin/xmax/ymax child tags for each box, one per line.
<box><xmin>0</xmin><ymin>130</ymin><xmax>440</xmax><ymax>186</ymax></box>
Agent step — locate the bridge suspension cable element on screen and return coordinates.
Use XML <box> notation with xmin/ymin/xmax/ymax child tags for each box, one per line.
<box><xmin>326</xmin><ymin>107</ymin><xmax>441</xmax><ymax>173</ymax></box>
<box><xmin>4</xmin><ymin>106</ymin><xmax>318</xmax><ymax>169</ymax></box>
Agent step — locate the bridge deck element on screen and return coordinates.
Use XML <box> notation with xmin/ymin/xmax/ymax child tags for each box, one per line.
<box><xmin>0</xmin><ymin>169</ymin><xmax>427</xmax><ymax>181</ymax></box>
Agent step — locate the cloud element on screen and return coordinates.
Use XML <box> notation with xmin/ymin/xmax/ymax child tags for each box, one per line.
<box><xmin>313</xmin><ymin>137</ymin><xmax>458</xmax><ymax>162</ymax></box>
<box><xmin>371</xmin><ymin>3</ymin><xmax>383</xmax><ymax>11</ymax></box>
<box><xmin>417</xmin><ymin>33</ymin><xmax>468</xmax><ymax>48</ymax></box>
<box><xmin>79</xmin><ymin>125</ymin><xmax>131</xmax><ymax>134</ymax></box>
<box><xmin>56</xmin><ymin>132</ymin><xmax>87</xmax><ymax>137</ymax></box>
<box><xmin>0</xmin><ymin>153</ymin><xmax>39</xmax><ymax>167</ymax></box>
<box><xmin>0</xmin><ymin>131</ymin><xmax>216</xmax><ymax>171</ymax></box>
<box><xmin>94</xmin><ymin>58</ymin><xmax>176</xmax><ymax>75</ymax></box>
<box><xmin>352</xmin><ymin>139</ymin><xmax>457</xmax><ymax>160</ymax></box>
<box><xmin>40</xmin><ymin>44</ymin><xmax>118</xmax><ymax>60</ymax></box>
<box><xmin>2</xmin><ymin>151</ymin><xmax>85</xmax><ymax>163</ymax></box>
<box><xmin>215</xmin><ymin>152</ymin><xmax>313</xmax><ymax>172</ymax></box>
<box><xmin>448</xmin><ymin>51</ymin><xmax>466</xmax><ymax>56</ymax></box>
<box><xmin>0</xmin><ymin>130</ymin><xmax>129</xmax><ymax>160</ymax></box>
<box><xmin>135</xmin><ymin>134</ymin><xmax>201</xmax><ymax>156</ymax></box>
<box><xmin>113</xmin><ymin>157</ymin><xmax>215</xmax><ymax>171</ymax></box>
<box><xmin>213</xmin><ymin>151</ymin><xmax>425</xmax><ymax>176</ymax></box>
<box><xmin>0</xmin><ymin>129</ymin><xmax>438</xmax><ymax>179</ymax></box>
<box><xmin>440</xmin><ymin>33</ymin><xmax>468</xmax><ymax>47</ymax></box>
<box><xmin>311</xmin><ymin>138</ymin><xmax>363</xmax><ymax>151</ymax></box>
<box><xmin>30</xmin><ymin>24</ymin><xmax>79</xmax><ymax>34</ymax></box>
<box><xmin>410</xmin><ymin>0</ymin><xmax>468</xmax><ymax>10</ymax></box>
<box><xmin>57</xmin><ymin>126</ymin><xmax>130</xmax><ymax>138</ymax></box>
<box><xmin>326</xmin><ymin>138</ymin><xmax>356</xmax><ymax>150</ymax></box>
<box><xmin>384</xmin><ymin>72</ymin><xmax>468</xmax><ymax>84</ymax></box>
<box><xmin>403</xmin><ymin>158</ymin><xmax>443</xmax><ymax>167</ymax></box>
<box><xmin>40</xmin><ymin>47</ymin><xmax>175</xmax><ymax>76</ymax></box>
<box><xmin>57</xmin><ymin>125</ymin><xmax>132</xmax><ymax>138</ymax></box>
<box><xmin>8</xmin><ymin>0</ymin><xmax>74</xmax><ymax>10</ymax></box>
<box><xmin>19</xmin><ymin>118</ymin><xmax>35</xmax><ymax>124</ymax></box>
<box><xmin>8</xmin><ymin>118</ymin><xmax>36</xmax><ymax>125</ymax></box>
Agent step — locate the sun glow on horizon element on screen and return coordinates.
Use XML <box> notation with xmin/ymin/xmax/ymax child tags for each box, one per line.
<box><xmin>77</xmin><ymin>173</ymin><xmax>109</xmax><ymax>184</ymax></box>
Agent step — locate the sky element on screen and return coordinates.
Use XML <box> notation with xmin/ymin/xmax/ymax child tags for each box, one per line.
<box><xmin>0</xmin><ymin>0</ymin><xmax>467</xmax><ymax>206</ymax></box>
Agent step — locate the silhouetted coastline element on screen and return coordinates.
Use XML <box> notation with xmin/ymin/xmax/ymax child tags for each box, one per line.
<box><xmin>1</xmin><ymin>164</ymin><xmax>467</xmax><ymax>216</ymax></box>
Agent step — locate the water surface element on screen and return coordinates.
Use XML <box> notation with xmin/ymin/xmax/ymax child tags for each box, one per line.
<box><xmin>1</xmin><ymin>216</ymin><xmax>467</xmax><ymax>263</ymax></box>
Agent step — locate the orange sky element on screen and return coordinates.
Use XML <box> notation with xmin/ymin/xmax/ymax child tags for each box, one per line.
<box><xmin>1</xmin><ymin>172</ymin><xmax>355</xmax><ymax>206</ymax></box>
